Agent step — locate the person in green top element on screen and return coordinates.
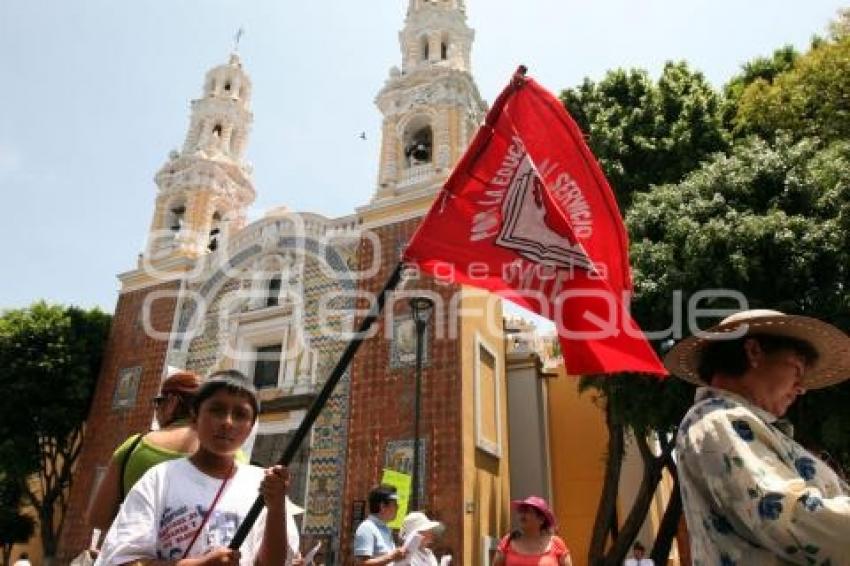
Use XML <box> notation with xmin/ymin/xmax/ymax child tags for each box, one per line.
<box><xmin>87</xmin><ymin>370</ymin><xmax>203</xmax><ymax>534</ymax></box>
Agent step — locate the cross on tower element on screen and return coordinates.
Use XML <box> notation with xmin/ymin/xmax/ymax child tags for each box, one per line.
<box><xmin>233</xmin><ymin>27</ymin><xmax>245</xmax><ymax>52</ymax></box>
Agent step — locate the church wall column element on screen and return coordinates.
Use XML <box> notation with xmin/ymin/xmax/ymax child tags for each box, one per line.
<box><xmin>223</xmin><ymin>124</ymin><xmax>235</xmax><ymax>150</ymax></box>
<box><xmin>379</xmin><ymin>117</ymin><xmax>400</xmax><ymax>191</ymax></box>
<box><xmin>150</xmin><ymin>198</ymin><xmax>169</xmax><ymax>233</ymax></box>
<box><xmin>434</xmin><ymin>107</ymin><xmax>452</xmax><ymax>170</ymax></box>
<box><xmin>184</xmin><ymin>191</ymin><xmax>214</xmax><ymax>255</ymax></box>
<box><xmin>448</xmin><ymin>107</ymin><xmax>463</xmax><ymax>165</ymax></box>
<box><xmin>429</xmin><ymin>31</ymin><xmax>442</xmax><ymax>63</ymax></box>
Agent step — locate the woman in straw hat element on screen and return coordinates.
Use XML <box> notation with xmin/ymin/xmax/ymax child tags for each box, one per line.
<box><xmin>666</xmin><ymin>309</ymin><xmax>850</xmax><ymax>565</ymax></box>
<box><xmin>494</xmin><ymin>496</ymin><xmax>571</xmax><ymax>565</ymax></box>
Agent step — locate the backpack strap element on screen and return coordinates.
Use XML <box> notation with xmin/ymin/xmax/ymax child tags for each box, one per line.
<box><xmin>118</xmin><ymin>433</ymin><xmax>146</xmax><ymax>501</ymax></box>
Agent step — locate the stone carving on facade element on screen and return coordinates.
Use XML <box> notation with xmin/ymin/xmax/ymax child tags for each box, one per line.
<box><xmin>378</xmin><ymin>73</ymin><xmax>477</xmax><ymax>117</ymax></box>
<box><xmin>260</xmin><ymin>221</ymin><xmax>280</xmax><ymax>252</ymax></box>
<box><xmin>435</xmin><ymin>144</ymin><xmax>451</xmax><ymax>169</ymax></box>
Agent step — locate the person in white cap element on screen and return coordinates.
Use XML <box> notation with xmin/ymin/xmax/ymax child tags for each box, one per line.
<box><xmin>666</xmin><ymin>309</ymin><xmax>850</xmax><ymax>565</ymax></box>
<box><xmin>396</xmin><ymin>511</ymin><xmax>444</xmax><ymax>566</ymax></box>
<box><xmin>354</xmin><ymin>485</ymin><xmax>406</xmax><ymax>565</ymax></box>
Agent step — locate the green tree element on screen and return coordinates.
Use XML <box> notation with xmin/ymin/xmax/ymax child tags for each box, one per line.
<box><xmin>721</xmin><ymin>45</ymin><xmax>798</xmax><ymax>131</ymax></box>
<box><xmin>580</xmin><ymin>373</ymin><xmax>692</xmax><ymax>566</ymax></box>
<box><xmin>732</xmin><ymin>36</ymin><xmax>850</xmax><ymax>142</ymax></box>
<box><xmin>561</xmin><ymin>61</ymin><xmax>728</xmax><ymax>207</ymax></box>
<box><xmin>0</xmin><ymin>478</ymin><xmax>35</xmax><ymax>566</ymax></box>
<box><xmin>561</xmin><ymin>60</ymin><xmax>727</xmax><ymax>565</ymax></box>
<box><xmin>0</xmin><ymin>303</ymin><xmax>111</xmax><ymax>563</ymax></box>
<box><xmin>828</xmin><ymin>7</ymin><xmax>850</xmax><ymax>41</ymax></box>
<box><xmin>629</xmin><ymin>136</ymin><xmax>850</xmax><ymax>329</ymax></box>
<box><xmin>599</xmin><ymin>135</ymin><xmax>850</xmax><ymax>565</ymax></box>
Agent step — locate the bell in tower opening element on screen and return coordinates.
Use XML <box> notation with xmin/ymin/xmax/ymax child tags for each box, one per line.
<box><xmin>404</xmin><ymin>125</ymin><xmax>433</xmax><ymax>167</ymax></box>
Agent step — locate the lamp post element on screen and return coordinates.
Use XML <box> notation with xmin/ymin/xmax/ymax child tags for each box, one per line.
<box><xmin>408</xmin><ymin>296</ymin><xmax>434</xmax><ymax>511</ymax></box>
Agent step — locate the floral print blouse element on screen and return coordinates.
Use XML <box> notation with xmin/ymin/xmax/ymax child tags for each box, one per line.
<box><xmin>677</xmin><ymin>387</ymin><xmax>850</xmax><ymax>565</ymax></box>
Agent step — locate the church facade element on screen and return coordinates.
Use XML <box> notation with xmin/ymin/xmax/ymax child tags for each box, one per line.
<box><xmin>58</xmin><ymin>2</ymin><xmax>514</xmax><ymax>564</ymax></box>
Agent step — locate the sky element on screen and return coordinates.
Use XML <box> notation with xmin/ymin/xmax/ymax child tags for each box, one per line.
<box><xmin>0</xmin><ymin>0</ymin><xmax>845</xmax><ymax>312</ymax></box>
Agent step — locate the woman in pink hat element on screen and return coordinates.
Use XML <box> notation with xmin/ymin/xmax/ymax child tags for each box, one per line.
<box><xmin>494</xmin><ymin>496</ymin><xmax>571</xmax><ymax>565</ymax></box>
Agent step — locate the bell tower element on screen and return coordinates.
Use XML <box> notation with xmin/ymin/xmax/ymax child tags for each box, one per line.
<box><xmin>146</xmin><ymin>53</ymin><xmax>256</xmax><ymax>263</ymax></box>
<box><xmin>370</xmin><ymin>0</ymin><xmax>485</xmax><ymax>202</ymax></box>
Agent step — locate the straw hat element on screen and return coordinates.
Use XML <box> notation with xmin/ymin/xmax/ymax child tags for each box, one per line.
<box><xmin>664</xmin><ymin>309</ymin><xmax>850</xmax><ymax>389</ymax></box>
<box><xmin>399</xmin><ymin>512</ymin><xmax>444</xmax><ymax>540</ymax></box>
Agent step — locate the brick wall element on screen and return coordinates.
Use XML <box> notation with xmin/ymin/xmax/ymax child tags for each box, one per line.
<box><xmin>340</xmin><ymin>218</ymin><xmax>464</xmax><ymax>563</ymax></box>
<box><xmin>57</xmin><ymin>280</ymin><xmax>180</xmax><ymax>562</ymax></box>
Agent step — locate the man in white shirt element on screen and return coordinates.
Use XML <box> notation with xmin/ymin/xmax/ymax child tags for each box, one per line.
<box><xmin>623</xmin><ymin>542</ymin><xmax>653</xmax><ymax>566</ymax></box>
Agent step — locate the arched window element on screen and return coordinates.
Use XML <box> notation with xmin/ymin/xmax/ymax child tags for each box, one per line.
<box><xmin>421</xmin><ymin>36</ymin><xmax>430</xmax><ymax>62</ymax></box>
<box><xmin>253</xmin><ymin>344</ymin><xmax>282</xmax><ymax>389</ymax></box>
<box><xmin>252</xmin><ymin>254</ymin><xmax>288</xmax><ymax>309</ymax></box>
<box><xmin>441</xmin><ymin>41</ymin><xmax>448</xmax><ymax>60</ymax></box>
<box><xmin>224</xmin><ymin>82</ymin><xmax>232</xmax><ymax>92</ymax></box>
<box><xmin>266</xmin><ymin>276</ymin><xmax>282</xmax><ymax>307</ymax></box>
<box><xmin>404</xmin><ymin>118</ymin><xmax>434</xmax><ymax>167</ymax></box>
<box><xmin>167</xmin><ymin>204</ymin><xmax>186</xmax><ymax>233</ymax></box>
<box><xmin>212</xmin><ymin>124</ymin><xmax>223</xmax><ymax>137</ymax></box>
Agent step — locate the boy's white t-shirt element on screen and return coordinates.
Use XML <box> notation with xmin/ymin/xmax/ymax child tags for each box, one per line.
<box><xmin>96</xmin><ymin>458</ymin><xmax>299</xmax><ymax>565</ymax></box>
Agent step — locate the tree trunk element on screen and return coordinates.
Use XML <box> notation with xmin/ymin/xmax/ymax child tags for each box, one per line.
<box><xmin>651</xmin><ymin>475</ymin><xmax>682</xmax><ymax>564</ymax></box>
<box><xmin>588</xmin><ymin>405</ymin><xmax>625</xmax><ymax>566</ymax></box>
<box><xmin>588</xmin><ymin>405</ymin><xmax>684</xmax><ymax>566</ymax></box>
<box><xmin>39</xmin><ymin>496</ymin><xmax>57</xmax><ymax>565</ymax></box>
<box><xmin>602</xmin><ymin>434</ymin><xmax>662</xmax><ymax>565</ymax></box>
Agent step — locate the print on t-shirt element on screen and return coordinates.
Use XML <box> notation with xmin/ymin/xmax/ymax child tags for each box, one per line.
<box><xmin>206</xmin><ymin>511</ymin><xmax>241</xmax><ymax>548</ymax></box>
<box><xmin>157</xmin><ymin>503</ymin><xmax>242</xmax><ymax>559</ymax></box>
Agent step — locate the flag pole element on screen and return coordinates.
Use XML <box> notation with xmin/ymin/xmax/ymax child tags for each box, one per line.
<box><xmin>229</xmin><ymin>261</ymin><xmax>406</xmax><ymax>549</ymax></box>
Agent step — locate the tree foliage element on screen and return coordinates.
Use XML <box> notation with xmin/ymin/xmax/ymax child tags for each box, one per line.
<box><xmin>562</xmin><ymin>60</ymin><xmax>725</xmax><ymax>565</ymax></box>
<box><xmin>732</xmin><ymin>36</ymin><xmax>850</xmax><ymax>142</ymax></box>
<box><xmin>0</xmin><ymin>302</ymin><xmax>111</xmax><ymax>560</ymax></box>
<box><xmin>582</xmin><ymin>135</ymin><xmax>850</xmax><ymax>565</ymax></box>
<box><xmin>828</xmin><ymin>7</ymin><xmax>850</xmax><ymax>41</ymax></box>
<box><xmin>584</xmin><ymin>135</ymin><xmax>850</xmax><ymax>564</ymax></box>
<box><xmin>629</xmin><ymin>136</ymin><xmax>850</xmax><ymax>328</ymax></box>
<box><xmin>561</xmin><ymin>61</ymin><xmax>728</xmax><ymax>207</ymax></box>
<box><xmin>570</xmin><ymin>13</ymin><xmax>850</xmax><ymax>561</ymax></box>
<box><xmin>0</xmin><ymin>479</ymin><xmax>35</xmax><ymax>566</ymax></box>
<box><xmin>721</xmin><ymin>44</ymin><xmax>798</xmax><ymax>132</ymax></box>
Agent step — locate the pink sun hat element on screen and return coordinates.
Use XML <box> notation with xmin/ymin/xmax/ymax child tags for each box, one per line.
<box><xmin>511</xmin><ymin>496</ymin><xmax>557</xmax><ymax>529</ymax></box>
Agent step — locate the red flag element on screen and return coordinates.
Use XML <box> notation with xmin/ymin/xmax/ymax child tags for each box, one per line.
<box><xmin>403</xmin><ymin>69</ymin><xmax>666</xmax><ymax>376</ymax></box>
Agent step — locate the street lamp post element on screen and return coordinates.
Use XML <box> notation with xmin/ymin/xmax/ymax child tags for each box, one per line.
<box><xmin>408</xmin><ymin>296</ymin><xmax>434</xmax><ymax>511</ymax></box>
